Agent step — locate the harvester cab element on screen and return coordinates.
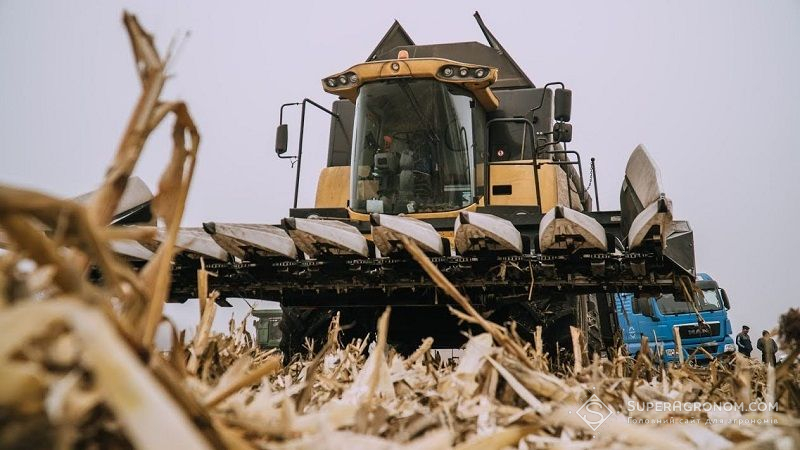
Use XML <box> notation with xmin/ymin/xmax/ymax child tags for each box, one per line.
<box><xmin>109</xmin><ymin>12</ymin><xmax>698</xmax><ymax>359</ymax></box>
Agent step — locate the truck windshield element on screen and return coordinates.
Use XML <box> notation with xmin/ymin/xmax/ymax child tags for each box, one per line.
<box><xmin>656</xmin><ymin>289</ymin><xmax>723</xmax><ymax>315</ymax></box>
<box><xmin>349</xmin><ymin>79</ymin><xmax>485</xmax><ymax>214</ymax></box>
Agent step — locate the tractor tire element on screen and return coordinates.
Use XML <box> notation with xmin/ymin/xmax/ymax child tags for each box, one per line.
<box><xmin>544</xmin><ymin>295</ymin><xmax>606</xmax><ymax>369</ymax></box>
<box><xmin>489</xmin><ymin>301</ymin><xmax>541</xmax><ymax>343</ymax></box>
<box><xmin>584</xmin><ymin>294</ymin><xmax>606</xmax><ymax>356</ymax></box>
<box><xmin>279</xmin><ymin>307</ymin><xmax>333</xmax><ymax>364</ymax></box>
<box><xmin>543</xmin><ymin>313</ymin><xmax>577</xmax><ymax>367</ymax></box>
<box><xmin>488</xmin><ymin>298</ymin><xmax>574</xmax><ymax>356</ymax></box>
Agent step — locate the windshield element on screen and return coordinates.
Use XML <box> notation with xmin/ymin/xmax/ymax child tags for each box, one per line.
<box><xmin>656</xmin><ymin>289</ymin><xmax>724</xmax><ymax>315</ymax></box>
<box><xmin>349</xmin><ymin>79</ymin><xmax>485</xmax><ymax>214</ymax></box>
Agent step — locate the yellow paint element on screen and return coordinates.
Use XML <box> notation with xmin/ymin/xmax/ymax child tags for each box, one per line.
<box><xmin>478</xmin><ymin>161</ymin><xmax>559</xmax><ymax>211</ymax></box>
<box><xmin>317</xmin><ymin>162</ymin><xmax>565</xmax><ymax>223</ymax></box>
<box><xmin>321</xmin><ymin>57</ymin><xmax>500</xmax><ymax>111</ymax></box>
<box><xmin>314</xmin><ymin>166</ymin><xmax>350</xmax><ymax>208</ymax></box>
<box><xmin>347</xmin><ymin>204</ymin><xmax>478</xmax><ymax>222</ymax></box>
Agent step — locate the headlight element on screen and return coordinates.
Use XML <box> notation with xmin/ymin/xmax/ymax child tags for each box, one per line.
<box><xmin>338</xmin><ymin>75</ymin><xmax>348</xmax><ymax>85</ymax></box>
<box><xmin>664</xmin><ymin>348</ymin><xmax>676</xmax><ymax>356</ymax></box>
<box><xmin>348</xmin><ymin>73</ymin><xmax>358</xmax><ymax>84</ymax></box>
<box><xmin>458</xmin><ymin>67</ymin><xmax>469</xmax><ymax>77</ymax></box>
<box><xmin>475</xmin><ymin>68</ymin><xmax>486</xmax><ymax>78</ymax></box>
<box><xmin>442</xmin><ymin>67</ymin><xmax>454</xmax><ymax>77</ymax></box>
<box><xmin>326</xmin><ymin>78</ymin><xmax>337</xmax><ymax>88</ymax></box>
<box><xmin>724</xmin><ymin>343</ymin><xmax>736</xmax><ymax>353</ymax></box>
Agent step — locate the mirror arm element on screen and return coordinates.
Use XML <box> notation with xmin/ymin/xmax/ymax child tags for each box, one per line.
<box><xmin>280</xmin><ymin>98</ymin><xmax>342</xmax><ymax>208</ymax></box>
<box><xmin>280</xmin><ymin>102</ymin><xmax>301</xmax><ymax>124</ymax></box>
<box><xmin>529</xmin><ymin>81</ymin><xmax>565</xmax><ymax>115</ymax></box>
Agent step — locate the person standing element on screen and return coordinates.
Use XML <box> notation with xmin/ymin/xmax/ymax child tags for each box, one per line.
<box><xmin>757</xmin><ymin>330</ymin><xmax>778</xmax><ymax>366</ymax></box>
<box><xmin>736</xmin><ymin>325</ymin><xmax>752</xmax><ymax>357</ymax></box>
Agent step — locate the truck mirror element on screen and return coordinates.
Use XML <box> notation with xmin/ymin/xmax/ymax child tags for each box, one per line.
<box><xmin>634</xmin><ymin>296</ymin><xmax>647</xmax><ymax>313</ymax></box>
<box><xmin>647</xmin><ymin>298</ymin><xmax>660</xmax><ymax>321</ymax></box>
<box><xmin>554</xmin><ymin>88</ymin><xmax>572</xmax><ymax>122</ymax></box>
<box><xmin>634</xmin><ymin>296</ymin><xmax>659</xmax><ymax>321</ymax></box>
<box><xmin>553</xmin><ymin>122</ymin><xmax>572</xmax><ymax>143</ymax></box>
<box><xmin>720</xmin><ymin>288</ymin><xmax>730</xmax><ymax>310</ymax></box>
<box><xmin>275</xmin><ymin>124</ymin><xmax>289</xmax><ymax>155</ymax></box>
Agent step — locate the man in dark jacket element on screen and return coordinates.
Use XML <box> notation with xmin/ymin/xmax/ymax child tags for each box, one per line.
<box><xmin>757</xmin><ymin>330</ymin><xmax>778</xmax><ymax>366</ymax></box>
<box><xmin>736</xmin><ymin>325</ymin><xmax>752</xmax><ymax>357</ymax></box>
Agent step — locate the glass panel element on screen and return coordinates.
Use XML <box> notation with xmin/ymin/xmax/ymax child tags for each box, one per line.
<box><xmin>699</xmin><ymin>289</ymin><xmax>722</xmax><ymax>310</ymax></box>
<box><xmin>350</xmin><ymin>79</ymin><xmax>483</xmax><ymax>214</ymax></box>
<box><xmin>656</xmin><ymin>289</ymin><xmax>723</xmax><ymax>315</ymax></box>
<box><xmin>267</xmin><ymin>318</ymin><xmax>282</xmax><ymax>346</ymax></box>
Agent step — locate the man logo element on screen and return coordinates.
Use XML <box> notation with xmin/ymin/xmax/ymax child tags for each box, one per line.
<box><xmin>576</xmin><ymin>393</ymin><xmax>614</xmax><ymax>431</ymax></box>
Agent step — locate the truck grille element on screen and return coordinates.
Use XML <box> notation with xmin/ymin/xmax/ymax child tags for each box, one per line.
<box><xmin>677</xmin><ymin>322</ymin><xmax>720</xmax><ymax>339</ymax></box>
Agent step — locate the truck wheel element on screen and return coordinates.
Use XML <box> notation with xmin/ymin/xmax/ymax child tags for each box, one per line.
<box><xmin>279</xmin><ymin>307</ymin><xmax>333</xmax><ymax>364</ymax></box>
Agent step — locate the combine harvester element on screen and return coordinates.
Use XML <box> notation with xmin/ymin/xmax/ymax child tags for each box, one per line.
<box><xmin>112</xmin><ymin>13</ymin><xmax>697</xmax><ymax>359</ymax></box>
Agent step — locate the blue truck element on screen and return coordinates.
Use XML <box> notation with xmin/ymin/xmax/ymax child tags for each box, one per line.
<box><xmin>615</xmin><ymin>273</ymin><xmax>735</xmax><ymax>363</ymax></box>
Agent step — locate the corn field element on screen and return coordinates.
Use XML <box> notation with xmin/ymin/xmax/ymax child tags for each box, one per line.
<box><xmin>1</xmin><ymin>12</ymin><xmax>798</xmax><ymax>450</ymax></box>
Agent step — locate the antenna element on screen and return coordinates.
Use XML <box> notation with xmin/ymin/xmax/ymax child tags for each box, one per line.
<box><xmin>473</xmin><ymin>11</ymin><xmax>534</xmax><ymax>88</ymax></box>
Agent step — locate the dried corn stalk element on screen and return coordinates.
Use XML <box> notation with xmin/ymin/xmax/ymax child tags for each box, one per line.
<box><xmin>0</xmin><ymin>10</ymin><xmax>799</xmax><ymax>450</ymax></box>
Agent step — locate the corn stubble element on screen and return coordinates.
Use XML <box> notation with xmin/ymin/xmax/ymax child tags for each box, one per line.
<box><xmin>0</xmin><ymin>12</ymin><xmax>799</xmax><ymax>450</ymax></box>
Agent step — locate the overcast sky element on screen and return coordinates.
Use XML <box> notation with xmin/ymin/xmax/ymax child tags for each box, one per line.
<box><xmin>1</xmin><ymin>1</ymin><xmax>798</xmax><ymax>345</ymax></box>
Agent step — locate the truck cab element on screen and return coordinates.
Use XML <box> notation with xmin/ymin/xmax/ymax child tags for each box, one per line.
<box><xmin>615</xmin><ymin>273</ymin><xmax>735</xmax><ymax>363</ymax></box>
<box><xmin>253</xmin><ymin>309</ymin><xmax>283</xmax><ymax>349</ymax></box>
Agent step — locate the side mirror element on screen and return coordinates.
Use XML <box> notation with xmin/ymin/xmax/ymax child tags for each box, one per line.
<box><xmin>633</xmin><ymin>296</ymin><xmax>647</xmax><ymax>314</ymax></box>
<box><xmin>635</xmin><ymin>296</ymin><xmax>659</xmax><ymax>321</ymax></box>
<box><xmin>648</xmin><ymin>298</ymin><xmax>661</xmax><ymax>321</ymax></box>
<box><xmin>720</xmin><ymin>288</ymin><xmax>730</xmax><ymax>310</ymax></box>
<box><xmin>275</xmin><ymin>124</ymin><xmax>289</xmax><ymax>155</ymax></box>
<box><xmin>553</xmin><ymin>122</ymin><xmax>572</xmax><ymax>143</ymax></box>
<box><xmin>554</xmin><ymin>88</ymin><xmax>572</xmax><ymax>122</ymax></box>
